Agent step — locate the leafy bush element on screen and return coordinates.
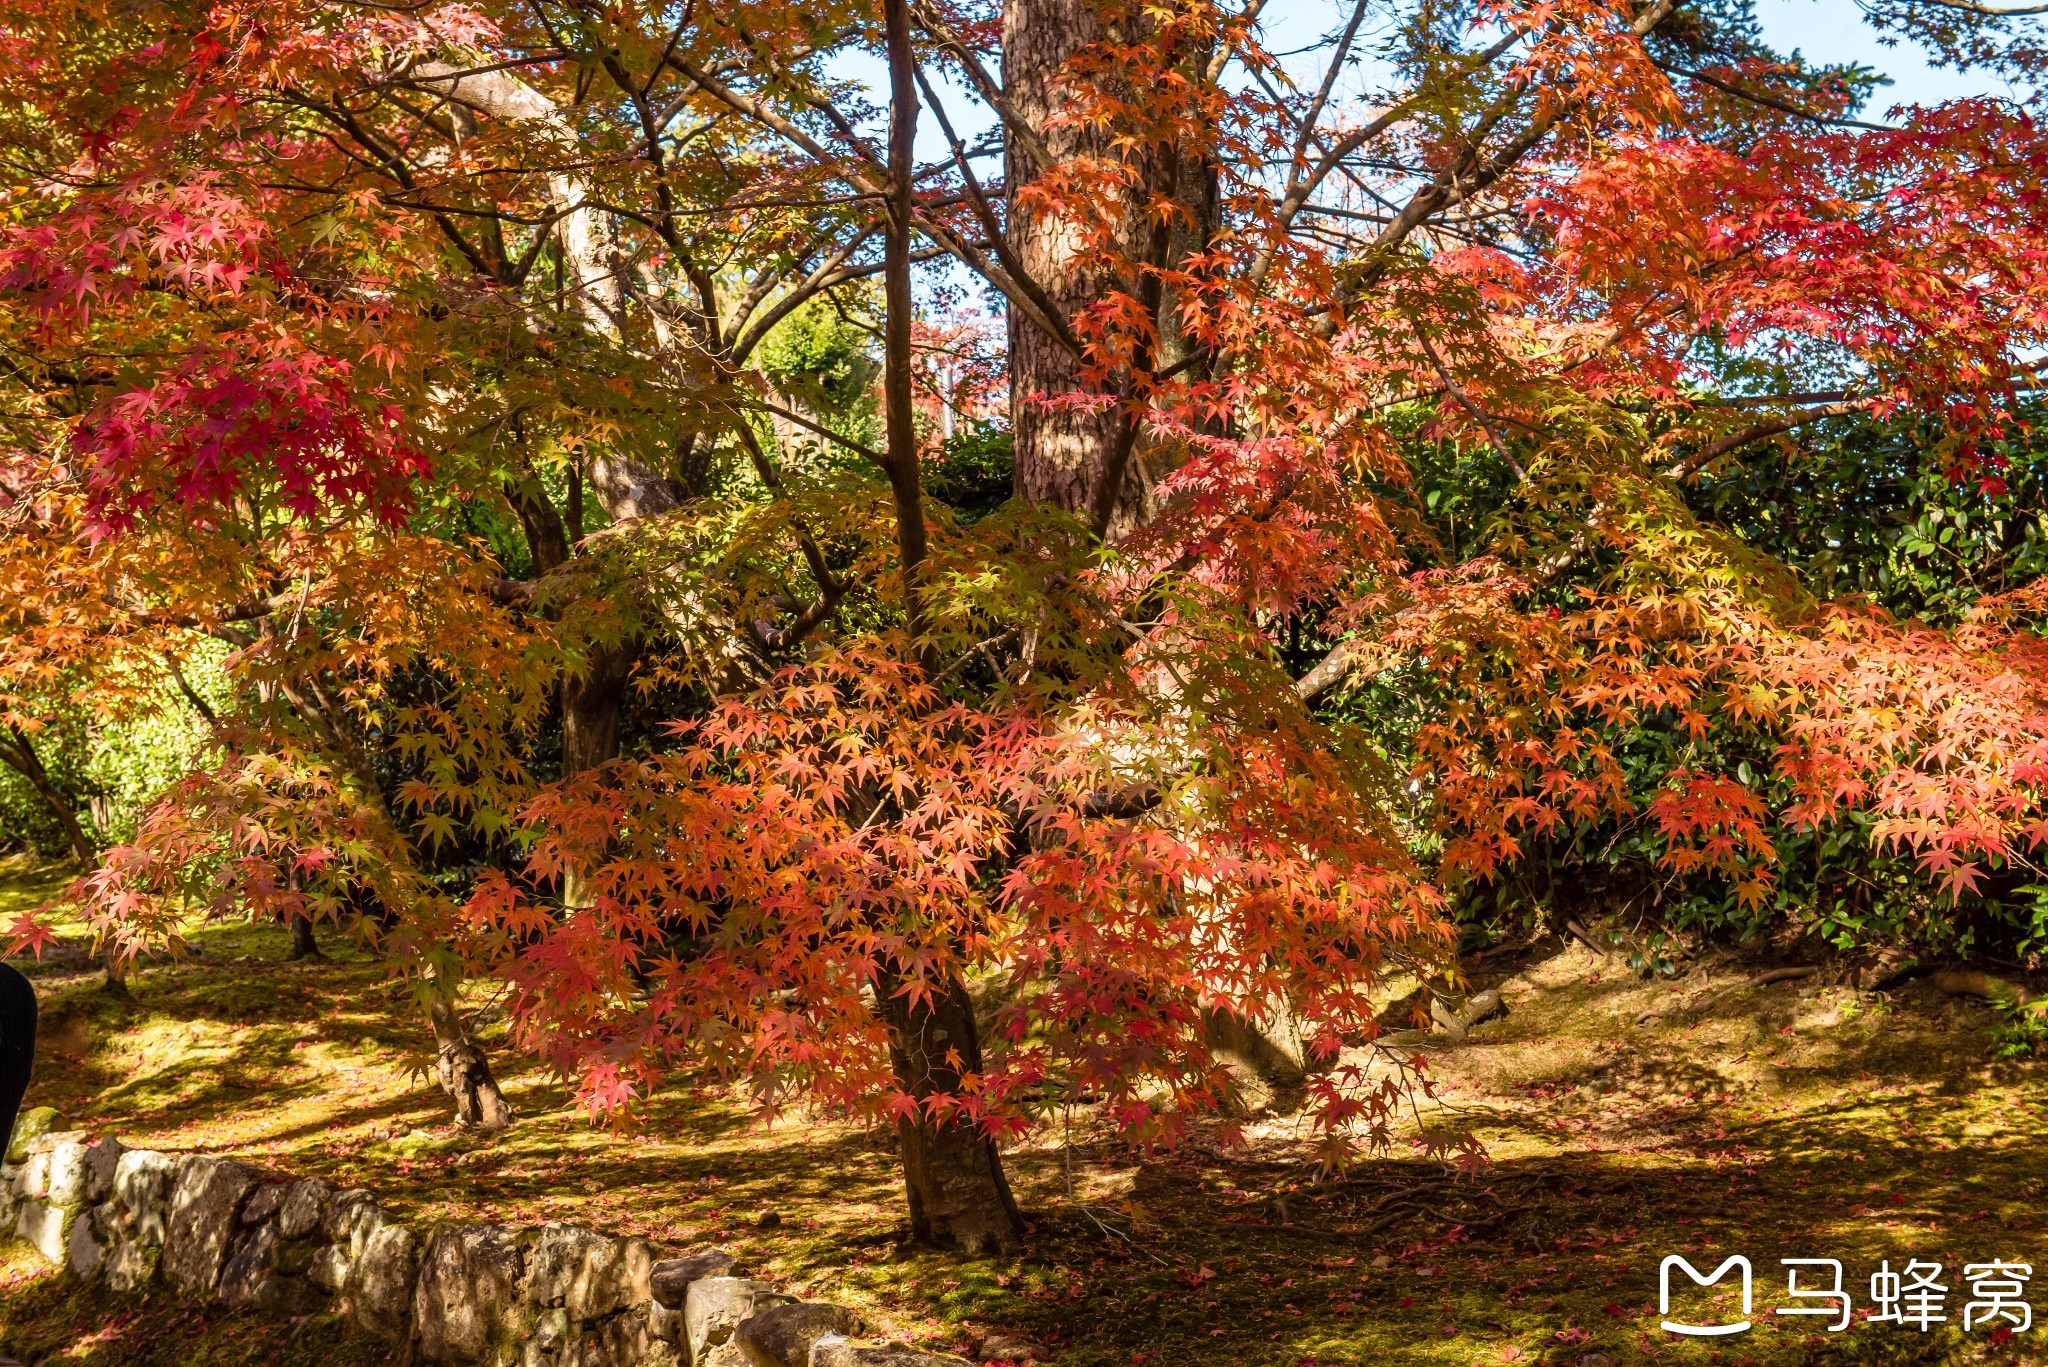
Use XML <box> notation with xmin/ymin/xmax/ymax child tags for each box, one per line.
<box><xmin>1365</xmin><ymin>404</ymin><xmax>2048</xmax><ymax>962</ymax></box>
<box><xmin>0</xmin><ymin>651</ymin><xmax>230</xmax><ymax>857</ymax></box>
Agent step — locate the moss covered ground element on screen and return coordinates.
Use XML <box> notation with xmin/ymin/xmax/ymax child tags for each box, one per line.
<box><xmin>0</xmin><ymin>855</ymin><xmax>2043</xmax><ymax>1366</ymax></box>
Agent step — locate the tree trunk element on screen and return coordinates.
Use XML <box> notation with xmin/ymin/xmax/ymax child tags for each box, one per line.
<box><xmin>877</xmin><ymin>973</ymin><xmax>1025</xmax><ymax>1254</ymax></box>
<box><xmin>1004</xmin><ymin>0</ymin><xmax>1135</xmax><ymax>526</ymax></box>
<box><xmin>428</xmin><ymin>992</ymin><xmax>514</xmax><ymax>1132</ymax></box>
<box><xmin>562</xmin><ymin>643</ymin><xmax>633</xmax><ymax>777</ymax></box>
<box><xmin>1</xmin><ymin>724</ymin><xmax>93</xmax><ymax>869</ymax></box>
<box><xmin>288</xmin><ymin>912</ymin><xmax>323</xmax><ymax>961</ymax></box>
<box><xmin>1003</xmin><ymin>0</ymin><xmax>1220</xmax><ymax>536</ymax></box>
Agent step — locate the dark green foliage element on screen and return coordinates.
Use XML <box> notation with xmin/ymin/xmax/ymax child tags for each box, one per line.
<box><xmin>1991</xmin><ymin>993</ymin><xmax>2048</xmax><ymax>1060</ymax></box>
<box><xmin>0</xmin><ymin>717</ymin><xmax>88</xmax><ymax>858</ymax></box>
<box><xmin>1692</xmin><ymin>409</ymin><xmax>2048</xmax><ymax>625</ymax></box>
<box><xmin>924</xmin><ymin>422</ymin><xmax>1015</xmax><ymax>523</ymax></box>
<box><xmin>1336</xmin><ymin>403</ymin><xmax>2048</xmax><ymax>960</ymax></box>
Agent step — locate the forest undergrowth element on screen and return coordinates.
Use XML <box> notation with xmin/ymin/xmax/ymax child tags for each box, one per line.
<box><xmin>0</xmin><ymin>856</ymin><xmax>2041</xmax><ymax>1367</ymax></box>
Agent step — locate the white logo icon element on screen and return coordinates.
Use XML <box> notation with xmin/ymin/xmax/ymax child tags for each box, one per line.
<box><xmin>1661</xmin><ymin>1255</ymin><xmax>1753</xmax><ymax>1337</ymax></box>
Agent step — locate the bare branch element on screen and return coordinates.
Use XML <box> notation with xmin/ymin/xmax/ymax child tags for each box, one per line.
<box><xmin>909</xmin><ymin>0</ymin><xmax>1056</xmax><ymax>170</ymax></box>
<box><xmin>1657</xmin><ymin>61</ymin><xmax>1899</xmax><ymax>131</ymax></box>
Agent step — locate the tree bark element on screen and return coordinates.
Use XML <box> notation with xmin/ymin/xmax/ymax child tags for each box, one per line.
<box><xmin>1003</xmin><ymin>0</ymin><xmax>1220</xmax><ymax>535</ymax></box>
<box><xmin>881</xmin><ymin>0</ymin><xmax>932</xmax><ymax>646</ymax></box>
<box><xmin>428</xmin><ymin>992</ymin><xmax>514</xmax><ymax>1132</ymax></box>
<box><xmin>562</xmin><ymin>642</ymin><xmax>633</xmax><ymax>778</ymax></box>
<box><xmin>0</xmin><ymin>724</ymin><xmax>93</xmax><ymax>869</ymax></box>
<box><xmin>1003</xmin><ymin>0</ymin><xmax>1134</xmax><ymax>525</ymax></box>
<box><xmin>288</xmin><ymin>912</ymin><xmax>323</xmax><ymax>961</ymax></box>
<box><xmin>877</xmin><ymin>973</ymin><xmax>1025</xmax><ymax>1254</ymax></box>
<box><xmin>509</xmin><ymin>456</ymin><xmax>639</xmax><ymax>784</ymax></box>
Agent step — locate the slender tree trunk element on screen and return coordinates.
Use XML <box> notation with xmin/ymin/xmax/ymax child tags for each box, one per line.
<box><xmin>877</xmin><ymin>973</ymin><xmax>1025</xmax><ymax>1254</ymax></box>
<box><xmin>510</xmin><ymin>459</ymin><xmax>636</xmax><ymax>775</ymax></box>
<box><xmin>288</xmin><ymin>912</ymin><xmax>323</xmax><ymax>961</ymax></box>
<box><xmin>1</xmin><ymin>724</ymin><xmax>92</xmax><ymax>868</ymax></box>
<box><xmin>874</xmin><ymin>0</ymin><xmax>1021</xmax><ymax>1251</ymax></box>
<box><xmin>881</xmin><ymin>0</ymin><xmax>931</xmax><ymax>646</ymax></box>
<box><xmin>268</xmin><ymin>672</ymin><xmax>514</xmax><ymax>1129</ymax></box>
<box><xmin>428</xmin><ymin>992</ymin><xmax>514</xmax><ymax>1132</ymax></box>
<box><xmin>559</xmin><ymin>641</ymin><xmax>635</xmax><ymax>909</ymax></box>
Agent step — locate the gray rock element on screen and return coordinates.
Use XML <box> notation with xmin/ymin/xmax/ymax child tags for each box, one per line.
<box><xmin>66</xmin><ymin>1208</ymin><xmax>106</xmax><ymax>1280</ymax></box>
<box><xmin>649</xmin><ymin>1248</ymin><xmax>735</xmax><ymax>1308</ymax></box>
<box><xmin>637</xmin><ymin>1340</ymin><xmax>686</xmax><ymax>1367</ymax></box>
<box><xmin>558</xmin><ymin>1307</ymin><xmax>680</xmax><ymax>1367</ymax></box>
<box><xmin>242</xmin><ymin>1181</ymin><xmax>293</xmax><ymax>1227</ymax></box>
<box><xmin>82</xmin><ymin>1138</ymin><xmax>125</xmax><ymax>1204</ymax></box>
<box><xmin>321</xmin><ymin>1188</ymin><xmax>382</xmax><ymax>1250</ymax></box>
<box><xmin>524</xmin><ymin>1221</ymin><xmax>598</xmax><ymax>1311</ymax></box>
<box><xmin>533</xmin><ymin>1306</ymin><xmax>572</xmax><ymax>1350</ymax></box>
<box><xmin>704</xmin><ymin>1344</ymin><xmax>748</xmax><ymax>1367</ymax></box>
<box><xmin>111</xmin><ymin>1149</ymin><xmax>175</xmax><ymax>1245</ymax></box>
<box><xmin>809</xmin><ymin>1343</ymin><xmax>973</xmax><ymax>1367</ymax></box>
<box><xmin>43</xmin><ymin>1140</ymin><xmax>89</xmax><ymax>1208</ymax></box>
<box><xmin>1203</xmin><ymin>1003</ymin><xmax>1311</xmax><ymax>1088</ymax></box>
<box><xmin>27</xmin><ymin>1128</ymin><xmax>87</xmax><ymax>1155</ymax></box>
<box><xmin>15</xmin><ymin>1199</ymin><xmax>73</xmax><ymax>1264</ymax></box>
<box><xmin>275</xmin><ymin>1238</ymin><xmax>316</xmax><ymax>1277</ymax></box>
<box><xmin>342</xmin><ymin>1220</ymin><xmax>419</xmax><ymax>1341</ymax></box>
<box><xmin>163</xmin><ymin>1156</ymin><xmax>262</xmax><ymax>1297</ymax></box>
<box><xmin>686</xmin><ymin>1278</ymin><xmax>792</xmax><ymax>1365</ymax></box>
<box><xmin>308</xmin><ymin>1244</ymin><xmax>350</xmax><ymax>1294</ymax></box>
<box><xmin>277</xmin><ymin>1179</ymin><xmax>331</xmax><ymax>1240</ymax></box>
<box><xmin>15</xmin><ymin>1151</ymin><xmax>46</xmax><ymax>1200</ymax></box>
<box><xmin>735</xmin><ymin>1303</ymin><xmax>862</xmax><ymax>1367</ymax></box>
<box><xmin>267</xmin><ymin>1276</ymin><xmax>330</xmax><ymax>1316</ymax></box>
<box><xmin>6</xmin><ymin>1107</ymin><xmax>67</xmax><ymax>1163</ymax></box>
<box><xmin>219</xmin><ymin>1224</ymin><xmax>280</xmax><ymax>1308</ymax></box>
<box><xmin>648</xmin><ymin>1296</ymin><xmax>685</xmax><ymax>1344</ymax></box>
<box><xmin>413</xmin><ymin>1224</ymin><xmax>532</xmax><ymax>1364</ymax></box>
<box><xmin>528</xmin><ymin>1224</ymin><xmax>657</xmax><ymax>1321</ymax></box>
<box><xmin>104</xmin><ymin>1239</ymin><xmax>159</xmax><ymax>1292</ymax></box>
<box><xmin>975</xmin><ymin>1337</ymin><xmax>1049</xmax><ymax>1364</ymax></box>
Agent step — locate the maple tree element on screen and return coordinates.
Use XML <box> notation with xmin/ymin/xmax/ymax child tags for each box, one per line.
<box><xmin>3</xmin><ymin>0</ymin><xmax>2048</xmax><ymax>1254</ymax></box>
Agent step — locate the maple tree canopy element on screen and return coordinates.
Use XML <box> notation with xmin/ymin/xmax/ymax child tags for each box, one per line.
<box><xmin>3</xmin><ymin>0</ymin><xmax>2047</xmax><ymax>1249</ymax></box>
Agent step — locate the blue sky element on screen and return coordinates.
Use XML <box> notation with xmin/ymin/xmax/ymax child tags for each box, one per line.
<box><xmin>1754</xmin><ymin>0</ymin><xmax>2005</xmax><ymax>109</ymax></box>
<box><xmin>839</xmin><ymin>1</ymin><xmax>2017</xmax><ymax>167</ymax></box>
<box><xmin>1252</xmin><ymin>0</ymin><xmax>2011</xmax><ymax>120</ymax></box>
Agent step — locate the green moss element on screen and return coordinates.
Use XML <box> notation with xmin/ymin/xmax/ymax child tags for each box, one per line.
<box><xmin>0</xmin><ymin>1247</ymin><xmax>392</xmax><ymax>1366</ymax></box>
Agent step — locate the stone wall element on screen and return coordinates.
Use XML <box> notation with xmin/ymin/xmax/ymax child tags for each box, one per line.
<box><xmin>0</xmin><ymin>1114</ymin><xmax>981</xmax><ymax>1367</ymax></box>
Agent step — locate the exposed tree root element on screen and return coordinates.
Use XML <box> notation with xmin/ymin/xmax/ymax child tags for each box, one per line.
<box><xmin>1635</xmin><ymin>965</ymin><xmax>1816</xmax><ymax>1025</ymax></box>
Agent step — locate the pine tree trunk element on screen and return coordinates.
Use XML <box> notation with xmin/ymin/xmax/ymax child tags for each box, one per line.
<box><xmin>1003</xmin><ymin>0</ymin><xmax>1221</xmax><ymax>535</ymax></box>
<box><xmin>428</xmin><ymin>992</ymin><xmax>514</xmax><ymax>1132</ymax></box>
<box><xmin>878</xmin><ymin>973</ymin><xmax>1025</xmax><ymax>1254</ymax></box>
<box><xmin>1004</xmin><ymin>0</ymin><xmax>1132</xmax><ymax>525</ymax></box>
